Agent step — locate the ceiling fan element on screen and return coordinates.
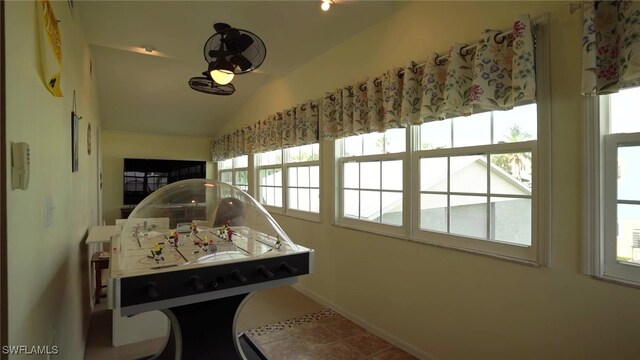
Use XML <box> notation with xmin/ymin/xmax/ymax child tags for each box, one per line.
<box><xmin>189</xmin><ymin>22</ymin><xmax>267</xmax><ymax>95</ymax></box>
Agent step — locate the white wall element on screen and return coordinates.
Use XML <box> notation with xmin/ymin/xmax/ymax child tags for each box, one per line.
<box><xmin>223</xmin><ymin>2</ymin><xmax>640</xmax><ymax>359</ymax></box>
<box><xmin>101</xmin><ymin>131</ymin><xmax>213</xmax><ymax>225</ymax></box>
<box><xmin>5</xmin><ymin>1</ymin><xmax>101</xmax><ymax>358</ymax></box>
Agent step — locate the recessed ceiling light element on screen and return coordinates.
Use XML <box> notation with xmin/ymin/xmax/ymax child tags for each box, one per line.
<box><xmin>141</xmin><ymin>44</ymin><xmax>155</xmax><ymax>53</ymax></box>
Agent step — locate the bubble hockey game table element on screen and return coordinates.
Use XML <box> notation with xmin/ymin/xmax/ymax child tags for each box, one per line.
<box><xmin>107</xmin><ymin>180</ymin><xmax>314</xmax><ymax>360</ymax></box>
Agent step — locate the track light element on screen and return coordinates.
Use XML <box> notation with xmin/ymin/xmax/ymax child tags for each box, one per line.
<box><xmin>321</xmin><ymin>0</ymin><xmax>332</xmax><ymax>11</ymax></box>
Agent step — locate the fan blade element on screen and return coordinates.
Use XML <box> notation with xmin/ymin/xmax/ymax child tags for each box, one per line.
<box><xmin>235</xmin><ymin>34</ymin><xmax>254</xmax><ymax>53</ymax></box>
<box><xmin>208</xmin><ymin>49</ymin><xmax>229</xmax><ymax>58</ymax></box>
<box><xmin>213</xmin><ymin>23</ymin><xmax>231</xmax><ymax>33</ymax></box>
<box><xmin>222</xmin><ymin>28</ymin><xmax>240</xmax><ymax>42</ymax></box>
<box><xmin>230</xmin><ymin>54</ymin><xmax>253</xmax><ymax>71</ymax></box>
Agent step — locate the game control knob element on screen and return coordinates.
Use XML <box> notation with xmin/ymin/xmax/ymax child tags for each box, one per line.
<box><xmin>279</xmin><ymin>262</ymin><xmax>298</xmax><ymax>274</ymax></box>
<box><xmin>231</xmin><ymin>270</ymin><xmax>248</xmax><ymax>284</ymax></box>
<box><xmin>209</xmin><ymin>281</ymin><xmax>219</xmax><ymax>290</ymax></box>
<box><xmin>146</xmin><ymin>282</ymin><xmax>159</xmax><ymax>299</ymax></box>
<box><xmin>257</xmin><ymin>265</ymin><xmax>274</xmax><ymax>279</ymax></box>
<box><xmin>189</xmin><ymin>276</ymin><xmax>204</xmax><ymax>292</ymax></box>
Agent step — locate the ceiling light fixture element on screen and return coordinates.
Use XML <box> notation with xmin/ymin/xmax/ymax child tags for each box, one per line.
<box><xmin>189</xmin><ymin>22</ymin><xmax>267</xmax><ymax>95</ymax></box>
<box><xmin>141</xmin><ymin>44</ymin><xmax>155</xmax><ymax>53</ymax></box>
<box><xmin>321</xmin><ymin>0</ymin><xmax>333</xmax><ymax>11</ymax></box>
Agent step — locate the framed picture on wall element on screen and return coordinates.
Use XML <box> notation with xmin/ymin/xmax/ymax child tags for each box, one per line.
<box><xmin>72</xmin><ymin>111</ymin><xmax>79</xmax><ymax>172</ymax></box>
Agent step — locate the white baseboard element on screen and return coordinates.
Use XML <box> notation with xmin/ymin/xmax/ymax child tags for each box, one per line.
<box><xmin>291</xmin><ymin>284</ymin><xmax>438</xmax><ymax>360</ymax></box>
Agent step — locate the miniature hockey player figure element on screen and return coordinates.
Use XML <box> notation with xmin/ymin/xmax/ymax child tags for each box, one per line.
<box><xmin>189</xmin><ymin>221</ymin><xmax>198</xmax><ymax>238</ymax></box>
<box><xmin>134</xmin><ymin>223</ymin><xmax>142</xmax><ymax>238</ymax></box>
<box><xmin>227</xmin><ymin>226</ymin><xmax>235</xmax><ymax>242</ymax></box>
<box><xmin>172</xmin><ymin>231</ymin><xmax>180</xmax><ymax>247</ymax></box>
<box><xmin>275</xmin><ymin>235</ymin><xmax>282</xmax><ymax>250</ymax></box>
<box><xmin>148</xmin><ymin>243</ymin><xmax>165</xmax><ymax>263</ymax></box>
<box><xmin>167</xmin><ymin>230</ymin><xmax>176</xmax><ymax>246</ymax></box>
<box><xmin>218</xmin><ymin>227</ymin><xmax>226</xmax><ymax>239</ymax></box>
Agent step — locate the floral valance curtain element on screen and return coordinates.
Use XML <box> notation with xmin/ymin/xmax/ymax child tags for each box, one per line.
<box><xmin>322</xmin><ymin>14</ymin><xmax>536</xmax><ymax>140</ymax></box>
<box><xmin>211</xmin><ymin>100</ymin><xmax>319</xmax><ymax>161</ymax></box>
<box><xmin>582</xmin><ymin>1</ymin><xmax>640</xmax><ymax>95</ymax></box>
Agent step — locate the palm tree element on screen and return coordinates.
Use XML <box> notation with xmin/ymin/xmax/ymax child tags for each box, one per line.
<box><xmin>493</xmin><ymin>125</ymin><xmax>532</xmax><ymax>182</ymax></box>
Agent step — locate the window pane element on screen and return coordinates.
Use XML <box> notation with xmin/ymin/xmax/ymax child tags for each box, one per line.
<box><xmin>298</xmin><ymin>188</ymin><xmax>310</xmax><ymax>212</ymax></box>
<box><xmin>233</xmin><ymin>155</ymin><xmax>248</xmax><ymax>168</ymax></box>
<box><xmin>259</xmin><ymin>169</ymin><xmax>268</xmax><ymax>185</ymax></box>
<box><xmin>265</xmin><ymin>169</ymin><xmax>274</xmax><ymax>186</ymax></box>
<box><xmin>420</xmin><ymin>194</ymin><xmax>448</xmax><ymax>232</ymax></box>
<box><xmin>493</xmin><ymin>104</ymin><xmax>537</xmax><ymax>143</ymax></box>
<box><xmin>362</xmin><ymin>132</ymin><xmax>385</xmax><ymax>155</ymax></box>
<box><xmin>360</xmin><ymin>190</ymin><xmax>380</xmax><ymax>221</ymax></box>
<box><xmin>450</xmin><ymin>195</ymin><xmax>487</xmax><ymax>238</ymax></box>
<box><xmin>274</xmin><ymin>169</ymin><xmax>282</xmax><ymax>187</ymax></box>
<box><xmin>490</xmin><ymin>152</ymin><xmax>533</xmax><ymax>194</ymax></box>
<box><xmin>274</xmin><ymin>187</ymin><xmax>282</xmax><ymax>207</ymax></box>
<box><xmin>310</xmin><ymin>166</ymin><xmax>320</xmax><ymax>188</ymax></box>
<box><xmin>344</xmin><ymin>135</ymin><xmax>363</xmax><ymax>157</ymax></box>
<box><xmin>617</xmin><ymin>204</ymin><xmax>640</xmax><ymax>264</ymax></box>
<box><xmin>344</xmin><ymin>163</ymin><xmax>359</xmax><ymax>188</ymax></box>
<box><xmin>256</xmin><ymin>150</ymin><xmax>282</xmax><ymax>166</ymax></box>
<box><xmin>611</xmin><ymin>87</ymin><xmax>640</xmax><ymax>134</ymax></box>
<box><xmin>287</xmin><ymin>143</ymin><xmax>320</xmax><ymax>162</ymax></box>
<box><xmin>360</xmin><ymin>162</ymin><xmax>381</xmax><ymax>190</ymax></box>
<box><xmin>453</xmin><ymin>113</ymin><xmax>491</xmax><ymax>147</ymax></box>
<box><xmin>220</xmin><ymin>171</ymin><xmax>232</xmax><ymax>184</ymax></box>
<box><xmin>420</xmin><ymin>119</ymin><xmax>451</xmax><ymax>150</ymax></box>
<box><xmin>288</xmin><ymin>188</ymin><xmax>298</xmax><ymax>210</ymax></box>
<box><xmin>218</xmin><ymin>159</ymin><xmax>233</xmax><ymax>170</ymax></box>
<box><xmin>288</xmin><ymin>167</ymin><xmax>298</xmax><ymax>187</ymax></box>
<box><xmin>618</xmin><ymin>146</ymin><xmax>640</xmax><ymax>201</ymax></box>
<box><xmin>298</xmin><ymin>166</ymin><xmax>310</xmax><ymax>187</ymax></box>
<box><xmin>420</xmin><ymin>157</ymin><xmax>447</xmax><ymax>192</ymax></box>
<box><xmin>450</xmin><ymin>155</ymin><xmax>487</xmax><ymax>194</ymax></box>
<box><xmin>490</xmin><ymin>197</ymin><xmax>531</xmax><ymax>245</ymax></box>
<box><xmin>310</xmin><ymin>189</ymin><xmax>320</xmax><ymax>213</ymax></box>
<box><xmin>381</xmin><ymin>192</ymin><xmax>402</xmax><ymax>226</ymax></box>
<box><xmin>381</xmin><ymin>160</ymin><xmax>403</xmax><ymax>191</ymax></box>
<box><xmin>384</xmin><ymin>128</ymin><xmax>406</xmax><ymax>153</ymax></box>
<box><xmin>344</xmin><ymin>190</ymin><xmax>359</xmax><ymax>218</ymax></box>
<box><xmin>235</xmin><ymin>170</ymin><xmax>248</xmax><ymax>186</ymax></box>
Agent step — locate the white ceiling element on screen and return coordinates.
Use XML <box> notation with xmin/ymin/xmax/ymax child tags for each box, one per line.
<box><xmin>77</xmin><ymin>1</ymin><xmax>399</xmax><ymax>136</ymax></box>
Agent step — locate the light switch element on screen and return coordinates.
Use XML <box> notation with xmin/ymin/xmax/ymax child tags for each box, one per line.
<box><xmin>44</xmin><ymin>196</ymin><xmax>54</xmax><ymax>228</ymax></box>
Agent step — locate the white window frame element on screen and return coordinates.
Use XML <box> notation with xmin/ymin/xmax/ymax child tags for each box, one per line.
<box><xmin>584</xmin><ymin>94</ymin><xmax>640</xmax><ymax>286</ymax></box>
<box><xmin>332</xmin><ymin>16</ymin><xmax>551</xmax><ymax>266</ymax></box>
<box><xmin>217</xmin><ymin>155</ymin><xmax>249</xmax><ymax>193</ymax></box>
<box><xmin>254</xmin><ymin>144</ymin><xmax>321</xmax><ymax>222</ymax></box>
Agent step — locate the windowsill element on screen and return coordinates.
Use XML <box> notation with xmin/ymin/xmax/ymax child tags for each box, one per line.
<box><xmin>333</xmin><ymin>220</ymin><xmax>543</xmax><ymax>268</ymax></box>
<box><xmin>589</xmin><ymin>273</ymin><xmax>640</xmax><ymax>290</ymax></box>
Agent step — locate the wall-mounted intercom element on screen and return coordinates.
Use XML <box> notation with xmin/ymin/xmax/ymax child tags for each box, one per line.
<box><xmin>11</xmin><ymin>142</ymin><xmax>30</xmax><ymax>190</ymax></box>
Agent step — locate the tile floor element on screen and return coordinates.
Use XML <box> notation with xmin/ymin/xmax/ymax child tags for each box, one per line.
<box><xmin>246</xmin><ymin>309</ymin><xmax>417</xmax><ymax>360</ymax></box>
<box><xmin>84</xmin><ymin>287</ymin><xmax>417</xmax><ymax>360</ymax></box>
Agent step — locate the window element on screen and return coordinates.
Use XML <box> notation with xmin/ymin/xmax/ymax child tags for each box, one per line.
<box><xmin>585</xmin><ymin>86</ymin><xmax>640</xmax><ymax>285</ymax></box>
<box><xmin>338</xmin><ymin>129</ymin><xmax>406</xmax><ymax>235</ymax></box>
<box><xmin>255</xmin><ymin>144</ymin><xmax>321</xmax><ymax>219</ymax></box>
<box><xmin>286</xmin><ymin>144</ymin><xmax>320</xmax><ymax>214</ymax></box>
<box><xmin>414</xmin><ymin>105</ymin><xmax>543</xmax><ymax>261</ymax></box>
<box><xmin>255</xmin><ymin>150</ymin><xmax>283</xmax><ymax>208</ymax></box>
<box><xmin>217</xmin><ymin>155</ymin><xmax>248</xmax><ymax>191</ymax></box>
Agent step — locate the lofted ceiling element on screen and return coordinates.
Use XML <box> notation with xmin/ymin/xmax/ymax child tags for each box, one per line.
<box><xmin>77</xmin><ymin>1</ymin><xmax>399</xmax><ymax>137</ymax></box>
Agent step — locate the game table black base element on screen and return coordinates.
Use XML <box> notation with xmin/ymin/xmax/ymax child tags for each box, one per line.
<box><xmin>145</xmin><ymin>293</ymin><xmax>268</xmax><ymax>360</ymax></box>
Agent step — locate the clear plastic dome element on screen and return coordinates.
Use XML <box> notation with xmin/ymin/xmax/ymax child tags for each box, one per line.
<box><xmin>111</xmin><ymin>179</ymin><xmax>298</xmax><ymax>278</ymax></box>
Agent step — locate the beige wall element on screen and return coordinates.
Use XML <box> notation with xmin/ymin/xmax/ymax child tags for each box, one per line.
<box><xmin>224</xmin><ymin>2</ymin><xmax>640</xmax><ymax>359</ymax></box>
<box><xmin>101</xmin><ymin>131</ymin><xmax>212</xmax><ymax>225</ymax></box>
<box><xmin>5</xmin><ymin>1</ymin><xmax>101</xmax><ymax>358</ymax></box>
